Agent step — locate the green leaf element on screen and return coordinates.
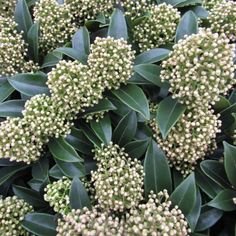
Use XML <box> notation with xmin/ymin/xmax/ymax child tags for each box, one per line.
<box><xmin>0</xmin><ymin>80</ymin><xmax>15</xmax><ymax>102</ymax></box>
<box><xmin>156</xmin><ymin>96</ymin><xmax>186</xmax><ymax>139</ymax></box>
<box><xmin>41</xmin><ymin>51</ymin><xmax>62</xmax><ymax>68</ymax></box>
<box><xmin>111</xmin><ymin>84</ymin><xmax>150</xmax><ymax>120</ymax></box>
<box><xmin>90</xmin><ymin>114</ymin><xmax>112</xmax><ymax>145</ymax></box>
<box><xmin>208</xmin><ymin>189</ymin><xmax>236</xmax><ymax>211</ymax></box>
<box><xmin>175</xmin><ymin>11</ymin><xmax>198</xmax><ymax>42</ymax></box>
<box><xmin>200</xmin><ymin>160</ymin><xmax>230</xmax><ymax>188</ymax></box>
<box><xmin>224</xmin><ymin>142</ymin><xmax>236</xmax><ymax>189</ymax></box>
<box><xmin>113</xmin><ymin>111</ymin><xmax>137</xmax><ymax>146</ymax></box>
<box><xmin>27</xmin><ymin>22</ymin><xmax>39</xmax><ymax>63</ymax></box>
<box><xmin>164</xmin><ymin>0</ymin><xmax>202</xmax><ymax>7</ymax></box>
<box><xmin>170</xmin><ymin>173</ymin><xmax>196</xmax><ymax>215</ymax></box>
<box><xmin>49</xmin><ymin>165</ymin><xmax>64</xmax><ymax>179</ymax></box>
<box><xmin>134</xmin><ymin>64</ymin><xmax>169</xmax><ymax>87</ymax></box>
<box><xmin>189</xmin><ymin>6</ymin><xmax>209</xmax><ymax>19</ymax></box>
<box><xmin>128</xmin><ymin>72</ymin><xmax>153</xmax><ymax>85</ymax></box>
<box><xmin>22</xmin><ymin>213</ymin><xmax>57</xmax><ymax>236</ymax></box>
<box><xmin>8</xmin><ymin>72</ymin><xmax>50</xmax><ymax>97</ymax></box>
<box><xmin>69</xmin><ymin>177</ymin><xmax>91</xmax><ymax>210</ymax></box>
<box><xmin>55</xmin><ymin>159</ymin><xmax>85</xmax><ymax>178</ymax></box>
<box><xmin>48</xmin><ymin>137</ymin><xmax>83</xmax><ymax>162</ymax></box>
<box><xmin>124</xmin><ymin>138</ymin><xmax>150</xmax><ymax>159</ymax></box>
<box><xmin>66</xmin><ymin>128</ymin><xmax>93</xmax><ymax>155</ymax></box>
<box><xmin>144</xmin><ymin>140</ymin><xmax>172</xmax><ymax>196</ymax></box>
<box><xmin>195</xmin><ymin>207</ymin><xmax>223</xmax><ymax>232</ymax></box>
<box><xmin>13</xmin><ymin>185</ymin><xmax>47</xmax><ymax>207</ymax></box>
<box><xmin>14</xmin><ymin>0</ymin><xmax>33</xmax><ymax>39</ymax></box>
<box><xmin>28</xmin><ymin>179</ymin><xmax>44</xmax><ymax>192</ymax></box>
<box><xmin>134</xmin><ymin>48</ymin><xmax>170</xmax><ymax>65</ymax></box>
<box><xmin>214</xmin><ymin>96</ymin><xmax>231</xmax><ymax>113</ymax></box>
<box><xmin>229</xmin><ymin>88</ymin><xmax>236</xmax><ymax>104</ymax></box>
<box><xmin>0</xmin><ymin>100</ymin><xmax>25</xmax><ymax>117</ymax></box>
<box><xmin>108</xmin><ymin>9</ymin><xmax>128</xmax><ymax>40</ymax></box>
<box><xmin>54</xmin><ymin>47</ymin><xmax>84</xmax><ymax>62</ymax></box>
<box><xmin>72</xmin><ymin>27</ymin><xmax>90</xmax><ymax>64</ymax></box>
<box><xmin>32</xmin><ymin>158</ymin><xmax>49</xmax><ymax>181</ymax></box>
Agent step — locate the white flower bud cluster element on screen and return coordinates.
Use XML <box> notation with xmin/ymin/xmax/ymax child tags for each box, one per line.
<box><xmin>202</xmin><ymin>0</ymin><xmax>224</xmax><ymax>10</ymax></box>
<box><xmin>83</xmin><ymin>111</ymin><xmax>106</xmax><ymax>123</ymax></box>
<box><xmin>0</xmin><ymin>196</ymin><xmax>34</xmax><ymax>236</ymax></box>
<box><xmin>125</xmin><ymin>190</ymin><xmax>190</xmax><ymax>236</ymax></box>
<box><xmin>23</xmin><ymin>94</ymin><xmax>73</xmax><ymax>138</ymax></box>
<box><xmin>64</xmin><ymin>0</ymin><xmax>113</xmax><ymax>22</ymax></box>
<box><xmin>0</xmin><ymin>17</ymin><xmax>37</xmax><ymax>77</ymax></box>
<box><xmin>208</xmin><ymin>1</ymin><xmax>236</xmax><ymax>42</ymax></box>
<box><xmin>44</xmin><ymin>177</ymin><xmax>72</xmax><ymax>215</ymax></box>
<box><xmin>0</xmin><ymin>0</ymin><xmax>16</xmax><ymax>17</ymax></box>
<box><xmin>161</xmin><ymin>29</ymin><xmax>236</xmax><ymax>109</ymax></box>
<box><xmin>91</xmin><ymin>142</ymin><xmax>144</xmax><ymax>212</ymax></box>
<box><xmin>57</xmin><ymin>207</ymin><xmax>126</xmax><ymax>236</ymax></box>
<box><xmin>0</xmin><ymin>117</ymin><xmax>45</xmax><ymax>163</ymax></box>
<box><xmin>133</xmin><ymin>3</ymin><xmax>180</xmax><ymax>52</ymax></box>
<box><xmin>47</xmin><ymin>60</ymin><xmax>103</xmax><ymax>114</ymax></box>
<box><xmin>88</xmin><ymin>37</ymin><xmax>135</xmax><ymax>90</ymax></box>
<box><xmin>150</xmin><ymin>109</ymin><xmax>221</xmax><ymax>175</ymax></box>
<box><xmin>34</xmin><ymin>0</ymin><xmax>76</xmax><ymax>53</ymax></box>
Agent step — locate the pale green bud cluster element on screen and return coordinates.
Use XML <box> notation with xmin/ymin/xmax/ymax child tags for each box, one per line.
<box><xmin>0</xmin><ymin>17</ymin><xmax>37</xmax><ymax>77</ymax></box>
<box><xmin>0</xmin><ymin>0</ymin><xmax>16</xmax><ymax>17</ymax></box>
<box><xmin>125</xmin><ymin>190</ymin><xmax>190</xmax><ymax>236</ymax></box>
<box><xmin>57</xmin><ymin>207</ymin><xmax>126</xmax><ymax>236</ymax></box>
<box><xmin>208</xmin><ymin>1</ymin><xmax>236</xmax><ymax>42</ymax></box>
<box><xmin>34</xmin><ymin>0</ymin><xmax>76</xmax><ymax>53</ymax></box>
<box><xmin>133</xmin><ymin>3</ymin><xmax>180</xmax><ymax>52</ymax></box>
<box><xmin>161</xmin><ymin>29</ymin><xmax>235</xmax><ymax>109</ymax></box>
<box><xmin>202</xmin><ymin>0</ymin><xmax>224</xmax><ymax>10</ymax></box>
<box><xmin>150</xmin><ymin>109</ymin><xmax>221</xmax><ymax>176</ymax></box>
<box><xmin>91</xmin><ymin>142</ymin><xmax>144</xmax><ymax>212</ymax></box>
<box><xmin>0</xmin><ymin>196</ymin><xmax>33</xmax><ymax>236</ymax></box>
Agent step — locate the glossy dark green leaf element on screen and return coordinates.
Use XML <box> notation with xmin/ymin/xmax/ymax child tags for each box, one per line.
<box><xmin>134</xmin><ymin>64</ymin><xmax>169</xmax><ymax>87</ymax></box>
<box><xmin>113</xmin><ymin>111</ymin><xmax>137</xmax><ymax>146</ymax></box>
<box><xmin>14</xmin><ymin>0</ymin><xmax>33</xmax><ymax>39</ymax></box>
<box><xmin>69</xmin><ymin>177</ymin><xmax>91</xmax><ymax>210</ymax></box>
<box><xmin>164</xmin><ymin>0</ymin><xmax>201</xmax><ymax>7</ymax></box>
<box><xmin>172</xmin><ymin>169</ymin><xmax>184</xmax><ymax>189</ymax></box>
<box><xmin>90</xmin><ymin>114</ymin><xmax>112</xmax><ymax>145</ymax></box>
<box><xmin>111</xmin><ymin>84</ymin><xmax>150</xmax><ymax>120</ymax></box>
<box><xmin>156</xmin><ymin>96</ymin><xmax>186</xmax><ymax>139</ymax></box>
<box><xmin>189</xmin><ymin>6</ymin><xmax>209</xmax><ymax>19</ymax></box>
<box><xmin>41</xmin><ymin>51</ymin><xmax>62</xmax><ymax>68</ymax></box>
<box><xmin>144</xmin><ymin>140</ymin><xmax>172</xmax><ymax>196</ymax></box>
<box><xmin>13</xmin><ymin>185</ymin><xmax>46</xmax><ymax>207</ymax></box>
<box><xmin>48</xmin><ymin>137</ymin><xmax>83</xmax><ymax>162</ymax></box>
<box><xmin>0</xmin><ymin>100</ymin><xmax>25</xmax><ymax>117</ymax></box>
<box><xmin>214</xmin><ymin>96</ymin><xmax>231</xmax><ymax>113</ymax></box>
<box><xmin>22</xmin><ymin>213</ymin><xmax>57</xmax><ymax>236</ymax></box>
<box><xmin>72</xmin><ymin>27</ymin><xmax>90</xmax><ymax>64</ymax></box>
<box><xmin>54</xmin><ymin>47</ymin><xmax>84</xmax><ymax>62</ymax></box>
<box><xmin>229</xmin><ymin>88</ymin><xmax>236</xmax><ymax>104</ymax></box>
<box><xmin>32</xmin><ymin>158</ymin><xmax>49</xmax><ymax>181</ymax></box>
<box><xmin>200</xmin><ymin>160</ymin><xmax>230</xmax><ymax>188</ymax></box>
<box><xmin>170</xmin><ymin>173</ymin><xmax>196</xmax><ymax>215</ymax></box>
<box><xmin>224</xmin><ymin>142</ymin><xmax>236</xmax><ymax>188</ymax></box>
<box><xmin>8</xmin><ymin>72</ymin><xmax>49</xmax><ymax>96</ymax></box>
<box><xmin>124</xmin><ymin>138</ymin><xmax>150</xmax><ymax>159</ymax></box>
<box><xmin>134</xmin><ymin>48</ymin><xmax>170</xmax><ymax>65</ymax></box>
<box><xmin>175</xmin><ymin>11</ymin><xmax>198</xmax><ymax>42</ymax></box>
<box><xmin>220</xmin><ymin>103</ymin><xmax>236</xmax><ymax>130</ymax></box>
<box><xmin>108</xmin><ymin>9</ymin><xmax>128</xmax><ymax>40</ymax></box>
<box><xmin>55</xmin><ymin>159</ymin><xmax>85</xmax><ymax>178</ymax></box>
<box><xmin>27</xmin><ymin>22</ymin><xmax>39</xmax><ymax>62</ymax></box>
<box><xmin>128</xmin><ymin>72</ymin><xmax>153</xmax><ymax>85</ymax></box>
<box><xmin>66</xmin><ymin>128</ymin><xmax>93</xmax><ymax>155</ymax></box>
<box><xmin>49</xmin><ymin>165</ymin><xmax>64</xmax><ymax>179</ymax></box>
<box><xmin>0</xmin><ymin>80</ymin><xmax>15</xmax><ymax>102</ymax></box>
<box><xmin>196</xmin><ymin>207</ymin><xmax>223</xmax><ymax>232</ymax></box>
<box><xmin>28</xmin><ymin>179</ymin><xmax>44</xmax><ymax>192</ymax></box>
<box><xmin>208</xmin><ymin>189</ymin><xmax>236</xmax><ymax>211</ymax></box>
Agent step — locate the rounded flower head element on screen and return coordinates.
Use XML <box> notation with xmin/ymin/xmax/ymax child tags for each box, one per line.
<box><xmin>57</xmin><ymin>207</ymin><xmax>125</xmax><ymax>236</ymax></box>
<box><xmin>161</xmin><ymin>29</ymin><xmax>236</xmax><ymax>109</ymax></box>
<box><xmin>0</xmin><ymin>117</ymin><xmax>45</xmax><ymax>163</ymax></box>
<box><xmin>91</xmin><ymin>142</ymin><xmax>144</xmax><ymax>212</ymax></box>
<box><xmin>64</xmin><ymin>0</ymin><xmax>113</xmax><ymax>22</ymax></box>
<box><xmin>0</xmin><ymin>17</ymin><xmax>36</xmax><ymax>77</ymax></box>
<box><xmin>23</xmin><ymin>94</ymin><xmax>73</xmax><ymax>138</ymax></box>
<box><xmin>202</xmin><ymin>0</ymin><xmax>224</xmax><ymax>10</ymax></box>
<box><xmin>208</xmin><ymin>1</ymin><xmax>236</xmax><ymax>42</ymax></box>
<box><xmin>0</xmin><ymin>0</ymin><xmax>16</xmax><ymax>17</ymax></box>
<box><xmin>47</xmin><ymin>60</ymin><xmax>103</xmax><ymax>114</ymax></box>
<box><xmin>133</xmin><ymin>3</ymin><xmax>180</xmax><ymax>52</ymax></box>
<box><xmin>125</xmin><ymin>190</ymin><xmax>190</xmax><ymax>236</ymax></box>
<box><xmin>150</xmin><ymin>109</ymin><xmax>221</xmax><ymax>175</ymax></box>
<box><xmin>88</xmin><ymin>37</ymin><xmax>135</xmax><ymax>90</ymax></box>
<box><xmin>34</xmin><ymin>0</ymin><xmax>76</xmax><ymax>53</ymax></box>
<box><xmin>44</xmin><ymin>177</ymin><xmax>72</xmax><ymax>215</ymax></box>
<box><xmin>0</xmin><ymin>196</ymin><xmax>34</xmax><ymax>236</ymax></box>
